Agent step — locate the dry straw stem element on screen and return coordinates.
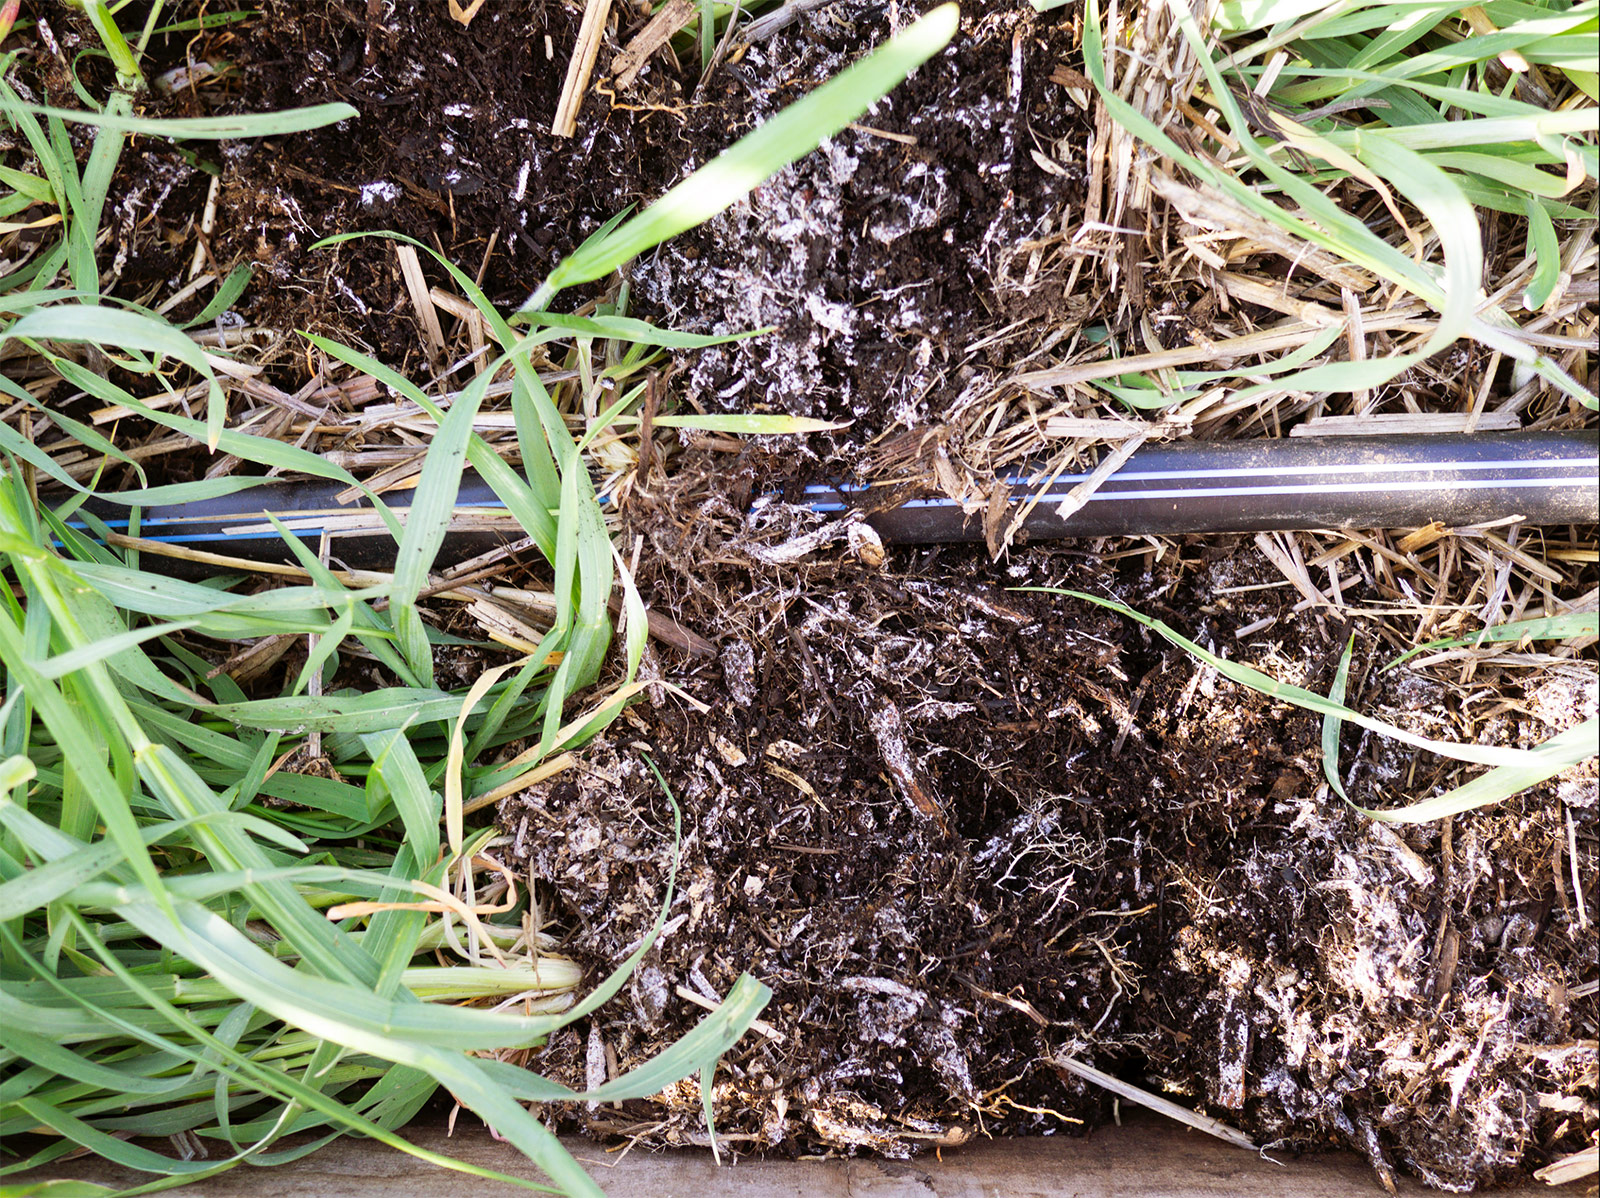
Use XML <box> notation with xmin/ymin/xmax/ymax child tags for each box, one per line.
<box><xmin>1289</xmin><ymin>412</ymin><xmax>1522</xmax><ymax>436</ymax></box>
<box><xmin>460</xmin><ymin>752</ymin><xmax>577</xmax><ymax>818</ymax></box>
<box><xmin>612</xmin><ymin>0</ymin><xmax>696</xmax><ymax>90</ymax></box>
<box><xmin>675</xmin><ymin>985</ymin><xmax>787</xmax><ymax>1043</ymax></box>
<box><xmin>447</xmin><ymin>0</ymin><xmax>489</xmax><ymax>27</ymax></box>
<box><xmin>396</xmin><ymin>242</ymin><xmax>448</xmax><ymax>365</ymax></box>
<box><xmin>1534</xmin><ymin>1144</ymin><xmax>1600</xmax><ymax>1185</ymax></box>
<box><xmin>742</xmin><ymin>0</ymin><xmax>837</xmax><ymax>43</ymax></box>
<box><xmin>1050</xmin><ymin>1054</ymin><xmax>1258</xmax><ymax>1152</ymax></box>
<box><xmin>1011</xmin><ymin>322</ymin><xmax>1353</xmax><ymax>388</ymax></box>
<box><xmin>552</xmin><ymin>0</ymin><xmax>614</xmax><ymax>138</ymax></box>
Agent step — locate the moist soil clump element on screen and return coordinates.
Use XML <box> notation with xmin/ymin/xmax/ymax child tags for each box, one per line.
<box><xmin>45</xmin><ymin>0</ymin><xmax>1600</xmax><ymax>1190</ymax></box>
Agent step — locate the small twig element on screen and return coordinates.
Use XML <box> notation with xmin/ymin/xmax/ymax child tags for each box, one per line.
<box><xmin>1048</xmin><ymin>1055</ymin><xmax>1258</xmax><ymax>1151</ymax></box>
<box><xmin>1567</xmin><ymin>805</ymin><xmax>1589</xmax><ymax>931</ymax></box>
<box><xmin>1040</xmin><ymin>416</ymin><xmax>1149</xmax><ymax>439</ymax></box>
<box><xmin>205</xmin><ymin>633</ymin><xmax>296</xmax><ymax>682</ymax></box>
<box><xmin>333</xmin><ymin>453</ymin><xmax>427</xmax><ymax>505</ymax></box>
<box><xmin>187</xmin><ymin>174</ymin><xmax>221</xmax><ymax>282</ymax></box>
<box><xmin>611</xmin><ymin>0</ymin><xmax>695</xmax><ymax>90</ymax></box>
<box><xmin>955</xmin><ymin>973</ymin><xmax>1048</xmax><ymax>1026</ymax></box>
<box><xmin>742</xmin><ymin>0</ymin><xmax>834</xmax><ymax>43</ymax></box>
<box><xmin>846</xmin><ymin>122</ymin><xmax>918</xmax><ymax>146</ymax></box>
<box><xmin>868</xmin><ymin>701</ymin><xmax>948</xmax><ymax>834</ymax></box>
<box><xmin>433</xmin><ymin>535</ymin><xmax>541</xmax><ymax>586</ymax></box>
<box><xmin>635</xmin><ymin>369</ymin><xmax>660</xmax><ymax>479</ymax></box>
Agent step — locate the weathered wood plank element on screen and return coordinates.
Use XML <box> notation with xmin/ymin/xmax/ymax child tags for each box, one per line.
<box><xmin>6</xmin><ymin>1117</ymin><xmax>1567</xmax><ymax>1196</ymax></box>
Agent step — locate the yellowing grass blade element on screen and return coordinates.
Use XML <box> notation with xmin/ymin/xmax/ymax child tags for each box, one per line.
<box><xmin>1353</xmin><ymin>717</ymin><xmax>1598</xmax><ymax>824</ymax></box>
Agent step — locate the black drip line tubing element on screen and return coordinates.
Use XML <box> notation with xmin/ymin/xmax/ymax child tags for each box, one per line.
<box><xmin>60</xmin><ymin>430</ymin><xmax>1599</xmax><ymax>571</ymax></box>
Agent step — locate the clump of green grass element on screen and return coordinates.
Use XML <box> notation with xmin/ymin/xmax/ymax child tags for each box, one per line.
<box><xmin>0</xmin><ymin>283</ymin><xmax>770</xmax><ymax>1198</ymax></box>
<box><xmin>1027</xmin><ymin>0</ymin><xmax>1597</xmax><ymax>412</ymax></box>
<box><xmin>0</xmin><ymin>3</ymin><xmax>962</xmax><ymax>1193</ymax></box>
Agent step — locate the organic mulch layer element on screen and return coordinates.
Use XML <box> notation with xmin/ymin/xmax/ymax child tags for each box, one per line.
<box><xmin>495</xmin><ymin>517</ymin><xmax>1596</xmax><ymax>1192</ymax></box>
<box><xmin>114</xmin><ymin>1</ymin><xmax>1095</xmax><ymax>455</ymax></box>
<box><xmin>36</xmin><ymin>0</ymin><xmax>1599</xmax><ymax>1191</ymax></box>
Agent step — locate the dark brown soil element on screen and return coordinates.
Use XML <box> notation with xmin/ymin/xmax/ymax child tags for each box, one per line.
<box><xmin>38</xmin><ymin>0</ymin><xmax>1600</xmax><ymax>1190</ymax></box>
<box><xmin>500</xmin><ymin>501</ymin><xmax>1596</xmax><ymax>1190</ymax></box>
<box><xmin>125</xmin><ymin>1</ymin><xmax>1097</xmax><ymax>456</ymax></box>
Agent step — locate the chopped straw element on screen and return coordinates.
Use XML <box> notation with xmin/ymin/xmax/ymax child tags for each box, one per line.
<box><xmin>552</xmin><ymin>0</ymin><xmax>613</xmax><ymax>138</ymax></box>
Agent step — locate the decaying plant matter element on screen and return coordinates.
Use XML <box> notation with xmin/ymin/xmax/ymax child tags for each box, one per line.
<box><xmin>2</xmin><ymin>0</ymin><xmax>1595</xmax><ymax>1193</ymax></box>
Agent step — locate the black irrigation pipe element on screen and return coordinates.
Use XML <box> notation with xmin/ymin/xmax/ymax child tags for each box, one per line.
<box><xmin>846</xmin><ymin>429</ymin><xmax>1600</xmax><ymax>543</ymax></box>
<box><xmin>61</xmin><ymin>430</ymin><xmax>1599</xmax><ymax>571</ymax></box>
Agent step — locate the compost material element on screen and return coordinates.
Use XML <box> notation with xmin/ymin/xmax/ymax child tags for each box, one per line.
<box><xmin>52</xmin><ymin>0</ymin><xmax>1600</xmax><ymax>1189</ymax></box>
<box><xmin>501</xmin><ymin>512</ymin><xmax>1596</xmax><ymax>1192</ymax></box>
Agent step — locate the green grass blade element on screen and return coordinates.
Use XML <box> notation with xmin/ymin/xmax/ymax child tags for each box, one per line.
<box><xmin>14</xmin><ymin>1100</ymin><xmax>223</xmax><ymax>1178</ymax></box>
<box><xmin>518</xmin><ymin>311</ymin><xmax>769</xmax><ymax>347</ymax></box>
<box><xmin>1353</xmin><ymin>717</ymin><xmax>1598</xmax><ymax>824</ymax></box>
<box><xmin>1383</xmin><ymin>612</ymin><xmax>1600</xmax><ymax>671</ymax></box>
<box><xmin>4</xmin><ymin>922</ymin><xmax>559</xmax><ymax>1194</ymax></box>
<box><xmin>0</xmin><ymin>579</ymin><xmax>164</xmax><ymax>911</ymax></box>
<box><xmin>298</xmin><ymin>332</ymin><xmax>561</xmax><ymax>560</ymax></box>
<box><xmin>1344</xmin><ymin>136</ymin><xmax>1480</xmax><ymax>352</ymax></box>
<box><xmin>645</xmin><ymin>413</ymin><xmax>850</xmax><ymax>433</ymax></box>
<box><xmin>6</xmin><ymin>307</ymin><xmax>226</xmax><ymax>449</ymax></box>
<box><xmin>360</xmin><ymin>731</ymin><xmax>440</xmax><ymax>875</ymax></box>
<box><xmin>698</xmin><ymin>0</ymin><xmax>715</xmax><ymax>73</ymax></box>
<box><xmin>33</xmin><ymin>620</ymin><xmax>196</xmax><ymax>681</ymax></box>
<box><xmin>203</xmin><ymin>689</ymin><xmax>478</xmax><ymax>735</ymax></box>
<box><xmin>1022</xmin><ymin>588</ymin><xmax>1567</xmax><ymax>769</ymax></box>
<box><xmin>7</xmin><ymin>102</ymin><xmax>360</xmax><ymax>139</ymax></box>
<box><xmin>183</xmin><ymin>263</ymin><xmax>254</xmax><ymax>329</ymax></box>
<box><xmin>104</xmin><ymin>896</ymin><xmax>604</xmax><ymax>1195</ymax></box>
<box><xmin>1520</xmin><ymin>191</ymin><xmax>1562</xmax><ymax>310</ymax></box>
<box><xmin>261</xmin><ymin>521</ymin><xmax>419</xmax><ymax>688</ymax></box>
<box><xmin>1328</xmin><ymin>110</ymin><xmax>1598</xmax><ymax>152</ymax></box>
<box><xmin>389</xmin><ymin>367</ymin><xmax>495</xmax><ymax>686</ymax></box>
<box><xmin>35</xmin><ymin>359</ymin><xmax>403</xmax><ymax>531</ymax></box>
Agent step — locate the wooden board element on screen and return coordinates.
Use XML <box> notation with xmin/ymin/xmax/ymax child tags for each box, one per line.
<box><xmin>8</xmin><ymin>1116</ymin><xmax>1575</xmax><ymax>1196</ymax></box>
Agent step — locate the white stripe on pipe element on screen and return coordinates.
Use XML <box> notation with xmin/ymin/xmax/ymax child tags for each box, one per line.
<box><xmin>890</xmin><ymin>474</ymin><xmax>1589</xmax><ymax>510</ymax></box>
<box><xmin>809</xmin><ymin>454</ymin><xmax>1597</xmax><ymax>497</ymax></box>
